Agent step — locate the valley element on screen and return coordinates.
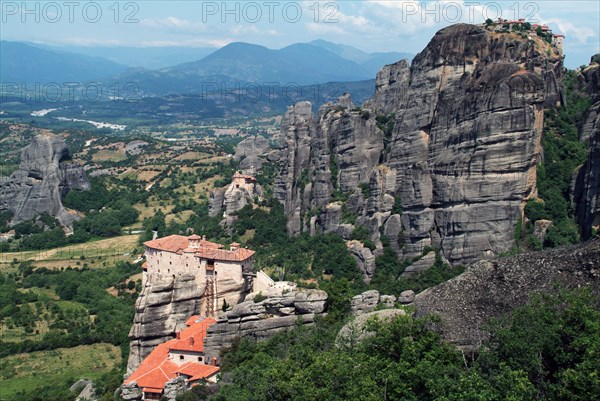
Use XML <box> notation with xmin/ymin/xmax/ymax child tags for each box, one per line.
<box><xmin>0</xmin><ymin>12</ymin><xmax>599</xmax><ymax>401</ymax></box>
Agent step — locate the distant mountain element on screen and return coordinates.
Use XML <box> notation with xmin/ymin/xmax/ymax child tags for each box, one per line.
<box><xmin>159</xmin><ymin>42</ymin><xmax>373</xmax><ymax>84</ymax></box>
<box><xmin>310</xmin><ymin>39</ymin><xmax>413</xmax><ymax>76</ymax></box>
<box><xmin>36</xmin><ymin>45</ymin><xmax>217</xmax><ymax>70</ymax></box>
<box><xmin>0</xmin><ymin>41</ymin><xmax>129</xmax><ymax>83</ymax></box>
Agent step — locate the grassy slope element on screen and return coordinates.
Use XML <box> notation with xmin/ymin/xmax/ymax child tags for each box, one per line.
<box><xmin>0</xmin><ymin>343</ymin><xmax>121</xmax><ymax>400</ymax></box>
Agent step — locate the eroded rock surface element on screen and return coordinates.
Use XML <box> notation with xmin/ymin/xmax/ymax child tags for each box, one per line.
<box><xmin>127</xmin><ymin>274</ymin><xmax>201</xmax><ymax>374</ymax></box>
<box><xmin>0</xmin><ymin>133</ymin><xmax>90</xmax><ymax>227</ymax></box>
<box><xmin>575</xmin><ymin>58</ymin><xmax>600</xmax><ymax>239</ymax></box>
<box><xmin>235</xmin><ymin>135</ymin><xmax>270</xmax><ymax>176</ymax></box>
<box><xmin>413</xmin><ymin>238</ymin><xmax>600</xmax><ymax>348</ymax></box>
<box><xmin>203</xmin><ymin>289</ymin><xmax>327</xmax><ymax>363</ymax></box>
<box><xmin>272</xmin><ymin>24</ymin><xmax>564</xmax><ymax>271</ymax></box>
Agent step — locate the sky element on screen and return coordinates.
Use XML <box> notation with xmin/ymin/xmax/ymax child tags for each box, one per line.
<box><xmin>1</xmin><ymin>0</ymin><xmax>599</xmax><ymax>68</ymax></box>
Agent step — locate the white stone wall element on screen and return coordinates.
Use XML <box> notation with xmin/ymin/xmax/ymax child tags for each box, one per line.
<box><xmin>169</xmin><ymin>350</ymin><xmax>205</xmax><ymax>365</ymax></box>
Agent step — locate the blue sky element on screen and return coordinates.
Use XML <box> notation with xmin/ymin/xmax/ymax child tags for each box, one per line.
<box><xmin>1</xmin><ymin>1</ymin><xmax>599</xmax><ymax>68</ymax></box>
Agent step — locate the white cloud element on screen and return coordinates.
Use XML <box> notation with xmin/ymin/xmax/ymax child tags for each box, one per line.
<box><xmin>230</xmin><ymin>25</ymin><xmax>280</xmax><ymax>36</ymax></box>
<box><xmin>544</xmin><ymin>18</ymin><xmax>596</xmax><ymax>43</ymax></box>
<box><xmin>140</xmin><ymin>17</ymin><xmax>206</xmax><ymax>33</ymax></box>
<box><xmin>139</xmin><ymin>39</ymin><xmax>228</xmax><ymax>48</ymax></box>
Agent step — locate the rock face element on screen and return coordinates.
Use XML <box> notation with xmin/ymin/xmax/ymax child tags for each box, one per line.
<box><xmin>235</xmin><ymin>136</ymin><xmax>270</xmax><ymax>176</ymax></box>
<box><xmin>272</xmin><ymin>24</ymin><xmax>564</xmax><ymax>270</ymax></box>
<box><xmin>202</xmin><ymin>289</ymin><xmax>327</xmax><ymax>363</ymax></box>
<box><xmin>127</xmin><ymin>274</ymin><xmax>202</xmax><ymax>374</ymax></box>
<box><xmin>575</xmin><ymin>58</ymin><xmax>600</xmax><ymax>239</ymax></box>
<box><xmin>413</xmin><ymin>238</ymin><xmax>600</xmax><ymax>348</ymax></box>
<box><xmin>0</xmin><ymin>133</ymin><xmax>90</xmax><ymax>227</ymax></box>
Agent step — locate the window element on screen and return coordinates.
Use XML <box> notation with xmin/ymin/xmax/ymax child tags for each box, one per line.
<box><xmin>180</xmin><ymin>355</ymin><xmax>184</xmax><ymax>360</ymax></box>
<box><xmin>198</xmin><ymin>357</ymin><xmax>203</xmax><ymax>362</ymax></box>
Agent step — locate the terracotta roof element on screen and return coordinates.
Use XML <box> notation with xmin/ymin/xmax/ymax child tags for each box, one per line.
<box><xmin>141</xmin><ymin>261</ymin><xmax>148</xmax><ymax>270</ymax></box>
<box><xmin>177</xmin><ymin>362</ymin><xmax>220</xmax><ymax>382</ymax></box>
<box><xmin>124</xmin><ymin>342</ymin><xmax>178</xmax><ymax>388</ymax></box>
<box><xmin>144</xmin><ymin>235</ymin><xmax>190</xmax><ymax>253</ymax></box>
<box><xmin>198</xmin><ymin>247</ymin><xmax>255</xmax><ymax>262</ymax></box>
<box><xmin>185</xmin><ymin>315</ymin><xmax>201</xmax><ymax>326</ymax></box>
<box><xmin>145</xmin><ymin>235</ymin><xmax>254</xmax><ymax>262</ymax></box>
<box><xmin>125</xmin><ymin>317</ymin><xmax>219</xmax><ymax>391</ymax></box>
<box><xmin>169</xmin><ymin>317</ymin><xmax>216</xmax><ymax>353</ymax></box>
<box><xmin>188</xmin><ymin>234</ymin><xmax>201</xmax><ymax>240</ymax></box>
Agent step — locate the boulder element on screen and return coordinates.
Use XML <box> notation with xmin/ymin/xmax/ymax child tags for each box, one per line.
<box><xmin>336</xmin><ymin>309</ymin><xmax>406</xmax><ymax>348</ymax></box>
<box><xmin>350</xmin><ymin>290</ymin><xmax>380</xmax><ymax>315</ymax></box>
<box><xmin>397</xmin><ymin>290</ymin><xmax>415</xmax><ymax>304</ymax></box>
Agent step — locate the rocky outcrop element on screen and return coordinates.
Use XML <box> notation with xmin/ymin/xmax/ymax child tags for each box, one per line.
<box><xmin>202</xmin><ymin>289</ymin><xmax>327</xmax><ymax>363</ymax></box>
<box><xmin>350</xmin><ymin>290</ymin><xmax>381</xmax><ymax>315</ymax></box>
<box><xmin>413</xmin><ymin>238</ymin><xmax>600</xmax><ymax>348</ymax></box>
<box><xmin>575</xmin><ymin>58</ymin><xmax>600</xmax><ymax>239</ymax></box>
<box><xmin>127</xmin><ymin>274</ymin><xmax>202</xmax><ymax>374</ymax></box>
<box><xmin>336</xmin><ymin>309</ymin><xmax>406</xmax><ymax>348</ymax></box>
<box><xmin>0</xmin><ymin>133</ymin><xmax>90</xmax><ymax>227</ymax></box>
<box><xmin>272</xmin><ymin>24</ymin><xmax>564</xmax><ymax>269</ymax></box>
<box><xmin>209</xmin><ymin>174</ymin><xmax>263</xmax><ymax>219</ymax></box>
<box><xmin>119</xmin><ymin>382</ymin><xmax>142</xmax><ymax>401</ymax></box>
<box><xmin>235</xmin><ymin>136</ymin><xmax>270</xmax><ymax>176</ymax></box>
<box><xmin>163</xmin><ymin>376</ymin><xmax>187</xmax><ymax>401</ymax></box>
<box><xmin>347</xmin><ymin>241</ymin><xmax>376</xmax><ymax>282</ymax></box>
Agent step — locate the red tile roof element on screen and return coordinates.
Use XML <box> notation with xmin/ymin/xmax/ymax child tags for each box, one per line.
<box><xmin>178</xmin><ymin>362</ymin><xmax>220</xmax><ymax>382</ymax></box>
<box><xmin>125</xmin><ymin>317</ymin><xmax>219</xmax><ymax>391</ymax></box>
<box><xmin>144</xmin><ymin>235</ymin><xmax>255</xmax><ymax>262</ymax></box>
<box><xmin>169</xmin><ymin>317</ymin><xmax>216</xmax><ymax>353</ymax></box>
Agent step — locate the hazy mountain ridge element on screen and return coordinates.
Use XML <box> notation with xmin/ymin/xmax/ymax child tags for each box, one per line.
<box><xmin>0</xmin><ymin>41</ymin><xmax>129</xmax><ymax>83</ymax></box>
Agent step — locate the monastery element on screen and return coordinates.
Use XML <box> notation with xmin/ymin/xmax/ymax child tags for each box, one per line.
<box><xmin>142</xmin><ymin>234</ymin><xmax>255</xmax><ymax>317</ymax></box>
<box><xmin>127</xmin><ymin>234</ymin><xmax>288</xmax><ymax>399</ymax></box>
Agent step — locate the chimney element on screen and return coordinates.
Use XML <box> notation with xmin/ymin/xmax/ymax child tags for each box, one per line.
<box><xmin>230</xmin><ymin>242</ymin><xmax>240</xmax><ymax>252</ymax></box>
<box><xmin>202</xmin><ymin>235</ymin><xmax>206</xmax><ymax>241</ymax></box>
<box><xmin>188</xmin><ymin>234</ymin><xmax>201</xmax><ymax>249</ymax></box>
<box><xmin>176</xmin><ymin>332</ymin><xmax>181</xmax><ymax>339</ymax></box>
<box><xmin>212</xmin><ymin>357</ymin><xmax>218</xmax><ymax>366</ymax></box>
<box><xmin>189</xmin><ymin>337</ymin><xmax>194</xmax><ymax>346</ymax></box>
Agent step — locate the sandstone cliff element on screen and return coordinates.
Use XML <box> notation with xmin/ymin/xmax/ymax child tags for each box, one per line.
<box><xmin>234</xmin><ymin>136</ymin><xmax>270</xmax><ymax>176</ymax></box>
<box><xmin>0</xmin><ymin>133</ymin><xmax>90</xmax><ymax>227</ymax></box>
<box><xmin>272</xmin><ymin>24</ymin><xmax>564</xmax><ymax>268</ymax></box>
<box><xmin>127</xmin><ymin>274</ymin><xmax>202</xmax><ymax>374</ymax></box>
<box><xmin>413</xmin><ymin>238</ymin><xmax>600</xmax><ymax>348</ymax></box>
<box><xmin>575</xmin><ymin>57</ymin><xmax>600</xmax><ymax>239</ymax></box>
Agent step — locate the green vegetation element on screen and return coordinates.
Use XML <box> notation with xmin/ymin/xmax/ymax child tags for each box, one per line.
<box><xmin>0</xmin><ymin>344</ymin><xmax>121</xmax><ymax>401</ymax></box>
<box><xmin>210</xmin><ymin>288</ymin><xmax>599</xmax><ymax>401</ymax></box>
<box><xmin>371</xmin><ymin>249</ymin><xmax>464</xmax><ymax>295</ymax></box>
<box><xmin>0</xmin><ymin>261</ymin><xmax>138</xmax><ymax>400</ymax></box>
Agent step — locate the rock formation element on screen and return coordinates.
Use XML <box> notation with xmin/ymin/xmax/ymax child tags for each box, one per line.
<box><xmin>575</xmin><ymin>57</ymin><xmax>600</xmax><ymax>239</ymax></box>
<box><xmin>413</xmin><ymin>238</ymin><xmax>600</xmax><ymax>348</ymax></box>
<box><xmin>202</xmin><ymin>289</ymin><xmax>327</xmax><ymax>363</ymax></box>
<box><xmin>234</xmin><ymin>135</ymin><xmax>270</xmax><ymax>176</ymax></box>
<box><xmin>0</xmin><ymin>133</ymin><xmax>90</xmax><ymax>227</ymax></box>
<box><xmin>271</xmin><ymin>24</ymin><xmax>564</xmax><ymax>270</ymax></box>
<box><xmin>336</xmin><ymin>309</ymin><xmax>406</xmax><ymax>348</ymax></box>
<box><xmin>209</xmin><ymin>173</ymin><xmax>263</xmax><ymax>219</ymax></box>
<box><xmin>127</xmin><ymin>274</ymin><xmax>202</xmax><ymax>374</ymax></box>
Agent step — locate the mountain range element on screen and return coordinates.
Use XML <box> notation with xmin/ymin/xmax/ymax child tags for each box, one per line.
<box><xmin>0</xmin><ymin>40</ymin><xmax>413</xmax><ymax>95</ymax></box>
